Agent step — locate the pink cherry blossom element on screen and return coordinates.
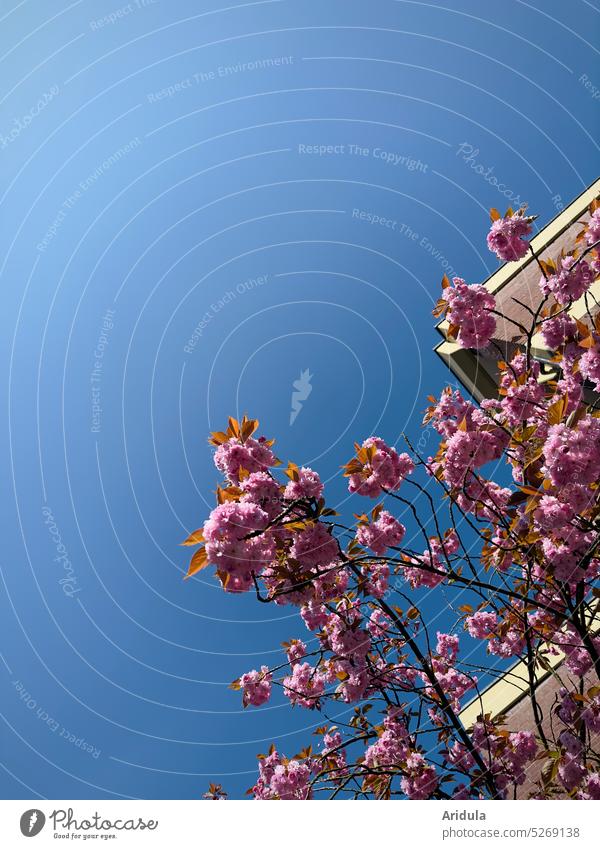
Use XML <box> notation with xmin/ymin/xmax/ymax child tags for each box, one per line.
<box><xmin>543</xmin><ymin>415</ymin><xmax>600</xmax><ymax>487</ymax></box>
<box><xmin>214</xmin><ymin>436</ymin><xmax>276</xmax><ymax>482</ymax></box>
<box><xmin>286</xmin><ymin>639</ymin><xmax>307</xmax><ymax>667</ymax></box>
<box><xmin>289</xmin><ymin>522</ymin><xmax>339</xmax><ymax>569</ymax></box>
<box><xmin>367</xmin><ymin>608</ymin><xmax>392</xmax><ymax>637</ymax></box>
<box><xmin>347</xmin><ymin>437</ymin><xmax>414</xmax><ymax>497</ymax></box>
<box><xmin>364</xmin><ymin>711</ymin><xmax>410</xmax><ymax>770</ymax></box>
<box><xmin>203</xmin><ymin>501</ymin><xmax>274</xmax><ymax>592</ymax></box>
<box><xmin>581</xmin><ymin>773</ymin><xmax>600</xmax><ymax>800</ymax></box>
<box><xmin>539</xmin><ymin>255</ymin><xmax>593</xmax><ymax>305</ymax></box>
<box><xmin>400</xmin><ymin>753</ymin><xmax>439</xmax><ymax>799</ymax></box>
<box><xmin>442</xmin><ymin>277</ymin><xmax>496</xmax><ymax>348</ymax></box>
<box><xmin>466</xmin><ymin>610</ymin><xmax>498</xmax><ymax>639</ymax></box>
<box><xmin>240</xmin><ymin>666</ymin><xmax>272</xmax><ymax>707</ymax></box>
<box><xmin>579</xmin><ymin>342</ymin><xmax>600</xmax><ymax>390</ymax></box>
<box><xmin>402</xmin><ymin>533</ymin><xmax>458</xmax><ymax>589</ymax></box>
<box><xmin>241</xmin><ymin>471</ymin><xmax>282</xmax><ymax>519</ymax></box>
<box><xmin>425</xmin><ymin>388</ymin><xmax>471</xmax><ymax>439</ymax></box>
<box><xmin>300</xmin><ymin>600</ymin><xmax>329</xmax><ymax>631</ymax></box>
<box><xmin>284</xmin><ymin>466</ymin><xmax>324</xmax><ymax>501</ymax></box>
<box><xmin>539</xmin><ymin>314</ymin><xmax>576</xmax><ymax>349</ymax></box>
<box><xmin>283</xmin><ymin>661</ymin><xmax>325</xmax><ymax>708</ymax></box>
<box><xmin>585</xmin><ymin>208</ymin><xmax>600</xmax><ymax>245</ymax></box>
<box><xmin>356</xmin><ymin>510</ymin><xmax>405</xmax><ymax>555</ymax></box>
<box><xmin>500</xmin><ymin>356</ymin><xmax>544</xmax><ymax>424</ymax></box>
<box><xmin>581</xmin><ymin>693</ymin><xmax>600</xmax><ymax>733</ymax></box>
<box><xmin>443</xmin><ymin>428</ymin><xmax>506</xmax><ymax>488</ymax></box>
<box><xmin>253</xmin><ymin>749</ymin><xmax>314</xmax><ymax>800</ymax></box>
<box><xmin>533</xmin><ymin>494</ymin><xmax>574</xmax><ymax>532</ymax></box>
<box><xmin>487</xmin><ymin>210</ymin><xmax>533</xmax><ymax>261</ymax></box>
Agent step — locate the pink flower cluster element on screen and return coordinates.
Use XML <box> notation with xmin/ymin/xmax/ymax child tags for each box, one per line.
<box><xmin>541</xmin><ymin>529</ymin><xmax>595</xmax><ymax>583</ymax></box>
<box><xmin>427</xmin><ymin>391</ymin><xmax>508</xmax><ymax>493</ymax></box>
<box><xmin>471</xmin><ymin>721</ymin><xmax>537</xmax><ymax>794</ymax></box>
<box><xmin>400</xmin><ymin>753</ymin><xmax>439</xmax><ymax>800</ymax></box>
<box><xmin>241</xmin><ymin>471</ymin><xmax>282</xmax><ymax>519</ymax></box>
<box><xmin>289</xmin><ymin>522</ymin><xmax>339</xmax><ymax>569</ymax></box>
<box><xmin>300</xmin><ymin>600</ymin><xmax>329</xmax><ymax>631</ymax></box>
<box><xmin>321</xmin><ymin>601</ymin><xmax>372</xmax><ymax>703</ymax></box>
<box><xmin>283</xmin><ymin>661</ymin><xmax>325</xmax><ymax>708</ymax></box>
<box><xmin>442</xmin><ymin>277</ymin><xmax>496</xmax><ymax>349</ymax></box>
<box><xmin>488</xmin><ymin>621</ymin><xmax>526</xmax><ymax>658</ymax></box>
<box><xmin>286</xmin><ymin>639</ymin><xmax>306</xmax><ymax>666</ymax></box>
<box><xmin>580</xmin><ymin>774</ymin><xmax>600</xmax><ymax>800</ymax></box>
<box><xmin>320</xmin><ymin>730</ymin><xmax>348</xmax><ymax>778</ymax></box>
<box><xmin>539</xmin><ymin>314</ymin><xmax>576</xmax><ymax>349</ymax></box>
<box><xmin>240</xmin><ymin>666</ymin><xmax>272</xmax><ymax>707</ymax></box>
<box><xmin>425</xmin><ymin>388</ymin><xmax>471</xmax><ymax>439</ymax></box>
<box><xmin>533</xmin><ymin>493</ymin><xmax>575</xmax><ymax>533</ymax></box>
<box><xmin>539</xmin><ymin>256</ymin><xmax>593</xmax><ymax>305</ymax></box>
<box><xmin>585</xmin><ymin>208</ymin><xmax>600</xmax><ymax>245</ymax></box>
<box><xmin>253</xmin><ymin>749</ymin><xmax>314</xmax><ymax>799</ymax></box>
<box><xmin>348</xmin><ymin>437</ymin><xmax>414</xmax><ymax>497</ymax></box>
<box><xmin>455</xmin><ymin>475</ymin><xmax>511</xmax><ymax>522</ymax></box>
<box><xmin>214</xmin><ymin>436</ymin><xmax>276</xmax><ymax>482</ymax></box>
<box><xmin>403</xmin><ymin>531</ymin><xmax>459</xmax><ymax>590</ymax></box>
<box><xmin>203</xmin><ymin>501</ymin><xmax>274</xmax><ymax>592</ymax></box>
<box><xmin>582</xmin><ymin>693</ymin><xmax>600</xmax><ymax>734</ymax></box>
<box><xmin>356</xmin><ymin>510</ymin><xmax>405</xmax><ymax>555</ymax></box>
<box><xmin>446</xmin><ymin>740</ymin><xmax>475</xmax><ymax>772</ymax></box>
<box><xmin>580</xmin><ymin>342</ymin><xmax>600</xmax><ymax>391</ymax></box>
<box><xmin>558</xmin><ymin>731</ymin><xmax>586</xmax><ymax>792</ymax></box>
<box><xmin>499</xmin><ymin>355</ymin><xmax>544</xmax><ymax>425</ymax></box>
<box><xmin>368</xmin><ymin>608</ymin><xmax>392</xmax><ymax>637</ymax></box>
<box><xmin>422</xmin><ymin>633</ymin><xmax>475</xmax><ymax>712</ymax></box>
<box><xmin>487</xmin><ymin>210</ymin><xmax>533</xmax><ymax>262</ymax></box>
<box><xmin>466</xmin><ymin>610</ymin><xmax>498</xmax><ymax>640</ymax></box>
<box><xmin>553</xmin><ymin>626</ymin><xmax>600</xmax><ymax>678</ymax></box>
<box><xmin>443</xmin><ymin>427</ymin><xmax>506</xmax><ymax>488</ymax></box>
<box><xmin>284</xmin><ymin>467</ymin><xmax>324</xmax><ymax>501</ymax></box>
<box><xmin>542</xmin><ymin>415</ymin><xmax>600</xmax><ymax>487</ymax></box>
<box><xmin>364</xmin><ymin>710</ymin><xmax>410</xmax><ymax>769</ymax></box>
<box><xmin>361</xmin><ymin>563</ymin><xmax>390</xmax><ymax>598</ymax></box>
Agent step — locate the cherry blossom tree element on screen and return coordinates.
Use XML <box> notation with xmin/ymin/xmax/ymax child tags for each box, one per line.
<box><xmin>186</xmin><ymin>199</ymin><xmax>600</xmax><ymax>800</ymax></box>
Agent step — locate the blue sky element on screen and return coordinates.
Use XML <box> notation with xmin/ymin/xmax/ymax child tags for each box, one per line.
<box><xmin>1</xmin><ymin>0</ymin><xmax>599</xmax><ymax>799</ymax></box>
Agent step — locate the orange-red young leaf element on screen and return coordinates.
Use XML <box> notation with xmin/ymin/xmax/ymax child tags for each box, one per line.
<box><xmin>181</xmin><ymin>528</ymin><xmax>204</xmax><ymax>546</ymax></box>
<box><xmin>185</xmin><ymin>546</ymin><xmax>209</xmax><ymax>579</ymax></box>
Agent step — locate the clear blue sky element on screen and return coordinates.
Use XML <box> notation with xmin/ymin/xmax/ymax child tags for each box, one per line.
<box><xmin>1</xmin><ymin>0</ymin><xmax>599</xmax><ymax>799</ymax></box>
